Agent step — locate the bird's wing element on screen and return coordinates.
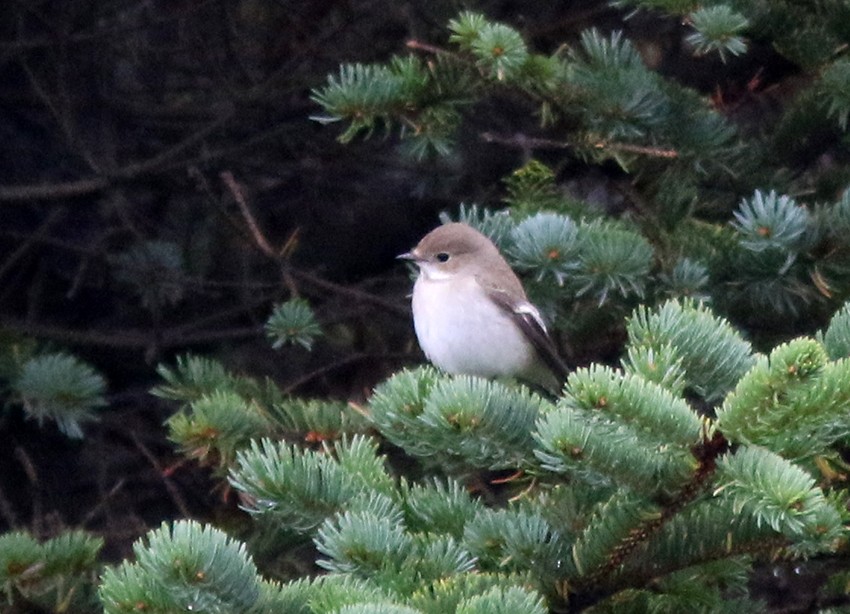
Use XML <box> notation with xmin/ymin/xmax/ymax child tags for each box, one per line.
<box><xmin>484</xmin><ymin>287</ymin><xmax>570</xmax><ymax>382</ymax></box>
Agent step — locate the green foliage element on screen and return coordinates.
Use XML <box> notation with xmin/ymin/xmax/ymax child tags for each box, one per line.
<box><xmin>92</xmin><ymin>292</ymin><xmax>850</xmax><ymax>612</ymax></box>
<box><xmin>449</xmin><ymin>12</ymin><xmax>530</xmax><ymax>81</ymax></box>
<box><xmin>99</xmin><ymin>520</ymin><xmax>261</xmax><ymax>614</ymax></box>
<box><xmin>685</xmin><ymin>6</ymin><xmax>749</xmax><ymax>61</ymax></box>
<box><xmin>316</xmin><ymin>512</ymin><xmax>477</xmax><ymax>593</ymax></box>
<box><xmin>463</xmin><ymin>506</ymin><xmax>567</xmax><ymax>578</ymax></box>
<box><xmin>407</xmin><ymin>573</ymin><xmax>533</xmax><ymax>614</ymax></box>
<box><xmin>311</xmin><ymin>55</ymin><xmax>471</xmax><ymax>157</ymax></box>
<box><xmin>622</xmin><ymin>342</ymin><xmax>688</xmax><ymax>395</ymax></box>
<box><xmin>167</xmin><ymin>389</ymin><xmax>274</xmax><ymax>467</ymax></box>
<box><xmin>312</xmin><ymin>14</ymin><xmax>738</xmax><ymax>169</ymax></box>
<box><xmin>508</xmin><ymin>212</ymin><xmax>580</xmax><ymax>286</ymax></box>
<box><xmin>569</xmin><ymin>491</ymin><xmax>661</xmax><ymax>578</ymax></box>
<box><xmin>266</xmin><ymin>298</ymin><xmax>323</xmax><ymax>350</ymax></box>
<box><xmin>264</xmin><ymin>575</ymin><xmax>391</xmax><ymax>613</ymax></box>
<box><xmin>370</xmin><ymin>367</ymin><xmax>551</xmax><ymax>472</ymax></box>
<box><xmin>315</xmin><ymin>507</ymin><xmax>414</xmax><ymax>575</ymax></box>
<box><xmin>714</xmin><ymin>446</ymin><xmax>844</xmax><ymax>553</ymax></box>
<box><xmin>820</xmin><ymin>58</ymin><xmax>850</xmax><ymax>131</ymax></box>
<box><xmin>627</xmin><ymin>500</ymin><xmax>764</xmax><ymax>577</ymax></box>
<box><xmin>12</xmin><ymin>351</ymin><xmax>107</xmax><ymax>438</ymax></box>
<box><xmin>659</xmin><ymin>258</ymin><xmax>711</xmax><ymax>303</ymax></box>
<box><xmin>717</xmin><ymin>338</ymin><xmax>850</xmax><ymax>458</ymax></box>
<box><xmin>731</xmin><ymin>190</ymin><xmax>809</xmax><ymax>253</ymax></box>
<box><xmin>268</xmin><ymin>397</ymin><xmax>372</xmax><ymax>440</ymax></box>
<box><xmin>572</xmin><ymin>219</ymin><xmax>654</xmax><ymax>304</ymax></box>
<box><xmin>155</xmin><ymin>355</ymin><xmax>281</xmax><ymax>470</ymax></box>
<box><xmin>820</xmin><ymin>300</ymin><xmax>850</xmax><ymax>359</ymax></box>
<box><xmin>502</xmin><ymin>160</ymin><xmax>570</xmax><ymax>215</ymax></box>
<box><xmin>111</xmin><ymin>240</ymin><xmax>185</xmax><ymax>313</ymax></box>
<box><xmin>625</xmin><ymin>299</ymin><xmax>755</xmax><ymax>402</ymax></box>
<box><xmin>228</xmin><ymin>436</ymin><xmax>396</xmax><ymax>533</ymax></box>
<box><xmin>569</xmin><ymin>29</ymin><xmax>672</xmax><ymax>145</ymax></box>
<box><xmin>591</xmin><ymin>558</ymin><xmax>753</xmax><ymax>612</ymax></box>
<box><xmin>0</xmin><ymin>530</ymin><xmax>103</xmax><ymax>611</ymax></box>
<box><xmin>335</xmin><ymin>605</ymin><xmax>423</xmax><ymax>614</ymax></box>
<box><xmin>720</xmin><ymin>190</ymin><xmax>846</xmax><ymax>320</ymax></box>
<box><xmin>401</xmin><ymin>477</ymin><xmax>485</xmax><ymax>538</ymax></box>
<box><xmin>618</xmin><ymin>0</ymin><xmax>850</xmax><ymax>68</ymax></box>
<box><xmin>455</xmin><ymin>586</ymin><xmax>546</xmax><ymax>614</ymax></box>
<box><xmin>534</xmin><ymin>365</ymin><xmax>702</xmax><ymax>496</ymax></box>
<box><xmin>156</xmin><ymin>354</ymin><xmax>368</xmax><ymax>469</ymax></box>
<box><xmin>153</xmin><ymin>354</ymin><xmax>272</xmax><ymax>405</ymax></box>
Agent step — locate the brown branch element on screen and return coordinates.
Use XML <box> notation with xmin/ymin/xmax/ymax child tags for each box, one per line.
<box><xmin>577</xmin><ymin>431</ymin><xmax>728</xmax><ymax>591</ymax></box>
<box><xmin>593</xmin><ymin>140</ymin><xmax>679</xmax><ymax>159</ymax></box>
<box><xmin>0</xmin><ymin>480</ymin><xmax>18</xmax><ymax>529</ymax></box>
<box><xmin>0</xmin><ymin>112</ymin><xmax>234</xmax><ymax>203</ymax></box>
<box><xmin>0</xmin><ymin>177</ymin><xmax>112</xmax><ymax>201</ymax></box>
<box><xmin>0</xmin><ymin>209</ymin><xmax>64</xmax><ymax>281</ymax></box>
<box><xmin>283</xmin><ymin>351</ymin><xmax>416</xmax><ymax>393</ymax></box>
<box><xmin>0</xmin><ymin>1</ymin><xmax>220</xmax><ymax>56</ymax></box>
<box><xmin>480</xmin><ymin>131</ymin><xmax>679</xmax><ymax>159</ymax></box>
<box><xmin>0</xmin><ymin>317</ymin><xmax>263</xmax><ymax>351</ymax></box>
<box><xmin>80</xmin><ymin>479</ymin><xmax>126</xmax><ymax>528</ymax></box>
<box><xmin>131</xmin><ymin>433</ymin><xmax>193</xmax><ymax>519</ymax></box>
<box><xmin>14</xmin><ymin>445</ymin><xmax>44</xmax><ymax>536</ymax></box>
<box><xmin>285</xmin><ymin>266</ymin><xmax>410</xmax><ymax>318</ymax></box>
<box><xmin>480</xmin><ymin>131</ymin><xmax>574</xmax><ymax>150</ymax></box>
<box><xmin>220</xmin><ymin>170</ymin><xmax>278</xmax><ymax>258</ymax></box>
<box><xmin>406</xmin><ymin>39</ymin><xmax>449</xmax><ymax>55</ymax></box>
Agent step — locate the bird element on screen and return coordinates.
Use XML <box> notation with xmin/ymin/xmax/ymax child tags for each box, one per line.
<box><xmin>398</xmin><ymin>222</ymin><xmax>568</xmax><ymax>393</ymax></box>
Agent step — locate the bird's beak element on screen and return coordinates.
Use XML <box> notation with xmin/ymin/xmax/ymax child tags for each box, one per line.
<box><xmin>397</xmin><ymin>250</ymin><xmax>420</xmax><ymax>262</ymax></box>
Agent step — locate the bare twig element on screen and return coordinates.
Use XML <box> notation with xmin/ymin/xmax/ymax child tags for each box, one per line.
<box><xmin>220</xmin><ymin>170</ymin><xmax>278</xmax><ymax>258</ymax></box>
<box><xmin>480</xmin><ymin>131</ymin><xmax>574</xmax><ymax>150</ymax></box>
<box><xmin>81</xmin><ymin>479</ymin><xmax>126</xmax><ymax>528</ymax></box>
<box><xmin>0</xmin><ymin>209</ymin><xmax>63</xmax><ymax>281</ymax></box>
<box><xmin>406</xmin><ymin>39</ymin><xmax>449</xmax><ymax>55</ymax></box>
<box><xmin>283</xmin><ymin>351</ymin><xmax>416</xmax><ymax>393</ymax></box>
<box><xmin>131</xmin><ymin>432</ymin><xmax>192</xmax><ymax>519</ymax></box>
<box><xmin>0</xmin><ymin>112</ymin><xmax>234</xmax><ymax>202</ymax></box>
<box><xmin>286</xmin><ymin>266</ymin><xmax>410</xmax><ymax>318</ymax></box>
<box><xmin>0</xmin><ymin>317</ymin><xmax>263</xmax><ymax>350</ymax></box>
<box><xmin>593</xmin><ymin>140</ymin><xmax>678</xmax><ymax>158</ymax></box>
<box><xmin>480</xmin><ymin>131</ymin><xmax>679</xmax><ymax>158</ymax></box>
<box><xmin>14</xmin><ymin>446</ymin><xmax>43</xmax><ymax>535</ymax></box>
<box><xmin>0</xmin><ymin>482</ymin><xmax>17</xmax><ymax>529</ymax></box>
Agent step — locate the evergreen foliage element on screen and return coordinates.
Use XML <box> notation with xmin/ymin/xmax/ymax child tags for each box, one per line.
<box><xmin>98</xmin><ymin>521</ymin><xmax>261</xmax><ymax>613</ymax></box>
<box><xmin>266</xmin><ymin>298</ymin><xmax>323</xmax><ymax>351</ymax></box>
<box><xmin>717</xmin><ymin>338</ymin><xmax>850</xmax><ymax>458</ymax></box>
<box><xmin>820</xmin><ymin>300</ymin><xmax>850</xmax><ymax>359</ymax></box>
<box><xmin>714</xmin><ymin>446</ymin><xmax>844</xmax><ymax>551</ymax></box>
<box><xmin>0</xmin><ymin>530</ymin><xmax>103</xmax><ymax>611</ymax></box>
<box><xmin>625</xmin><ymin>299</ymin><xmax>755</xmax><ymax>402</ymax></box>
<box><xmin>155</xmin><ymin>355</ymin><xmax>368</xmax><ymax>471</ymax></box>
<box><xmin>111</xmin><ymin>240</ymin><xmax>186</xmax><ymax>313</ymax></box>
<box><xmin>194</xmin><ymin>298</ymin><xmax>850</xmax><ymax>610</ymax></box>
<box><xmin>107</xmin><ymin>300</ymin><xmax>850</xmax><ymax>610</ymax></box>
<box><xmin>12</xmin><ymin>352</ymin><xmax>107</xmax><ymax>438</ymax></box>
<box><xmin>685</xmin><ymin>6</ymin><xmax>750</xmax><ymax>62</ymax></box>
<box><xmin>371</xmin><ymin>368</ymin><xmax>551</xmax><ymax>472</ymax></box>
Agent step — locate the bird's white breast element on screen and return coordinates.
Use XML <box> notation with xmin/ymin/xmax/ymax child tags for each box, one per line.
<box><xmin>411</xmin><ymin>274</ymin><xmax>536</xmax><ymax>378</ymax></box>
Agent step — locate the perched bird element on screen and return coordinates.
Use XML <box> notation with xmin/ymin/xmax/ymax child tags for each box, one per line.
<box><xmin>398</xmin><ymin>222</ymin><xmax>568</xmax><ymax>393</ymax></box>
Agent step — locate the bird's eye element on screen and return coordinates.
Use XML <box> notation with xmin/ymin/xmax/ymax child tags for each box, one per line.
<box><xmin>435</xmin><ymin>252</ymin><xmax>450</xmax><ymax>263</ymax></box>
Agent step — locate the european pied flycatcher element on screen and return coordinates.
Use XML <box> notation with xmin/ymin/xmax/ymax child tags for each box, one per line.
<box><xmin>399</xmin><ymin>222</ymin><xmax>568</xmax><ymax>393</ymax></box>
